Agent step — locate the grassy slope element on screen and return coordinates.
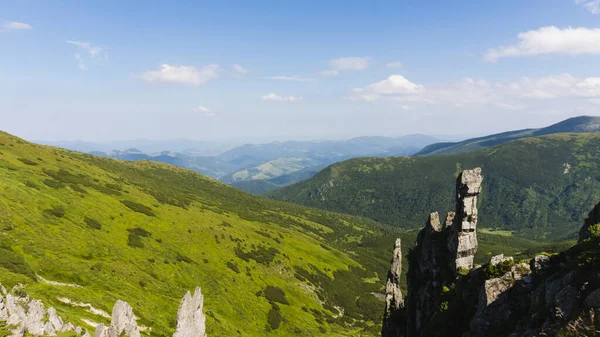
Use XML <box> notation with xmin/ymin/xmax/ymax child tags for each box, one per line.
<box><xmin>0</xmin><ymin>131</ymin><xmax>407</xmax><ymax>337</ymax></box>
<box><xmin>269</xmin><ymin>133</ymin><xmax>600</xmax><ymax>240</ymax></box>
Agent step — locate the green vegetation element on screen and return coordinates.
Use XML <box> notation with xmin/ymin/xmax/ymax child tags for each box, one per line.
<box><xmin>415</xmin><ymin>116</ymin><xmax>600</xmax><ymax>156</ymax></box>
<box><xmin>0</xmin><ymin>130</ymin><xmax>405</xmax><ymax>336</ymax></box>
<box><xmin>270</xmin><ymin>132</ymin><xmax>600</xmax><ymax>240</ymax></box>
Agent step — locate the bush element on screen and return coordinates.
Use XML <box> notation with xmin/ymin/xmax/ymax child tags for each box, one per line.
<box><xmin>44</xmin><ymin>206</ymin><xmax>66</xmax><ymax>218</ymax></box>
<box><xmin>121</xmin><ymin>200</ymin><xmax>155</xmax><ymax>216</ymax></box>
<box><xmin>24</xmin><ymin>181</ymin><xmax>40</xmax><ymax>190</ymax></box>
<box><xmin>267</xmin><ymin>304</ymin><xmax>282</xmax><ymax>330</ymax></box>
<box><xmin>17</xmin><ymin>157</ymin><xmax>38</xmax><ymax>166</ymax></box>
<box><xmin>482</xmin><ymin>259</ymin><xmax>515</xmax><ymax>279</ymax></box>
<box><xmin>590</xmin><ymin>223</ymin><xmax>600</xmax><ymax>238</ymax></box>
<box><xmin>234</xmin><ymin>245</ymin><xmax>279</xmax><ymax>266</ymax></box>
<box><xmin>127</xmin><ymin>233</ymin><xmax>144</xmax><ymax>248</ymax></box>
<box><xmin>43</xmin><ymin>179</ymin><xmax>64</xmax><ymax>189</ymax></box>
<box><xmin>226</xmin><ymin>261</ymin><xmax>240</xmax><ymax>273</ymax></box>
<box><xmin>84</xmin><ymin>217</ymin><xmax>101</xmax><ymax>230</ymax></box>
<box><xmin>127</xmin><ymin>227</ymin><xmax>152</xmax><ymax>237</ymax></box>
<box><xmin>0</xmin><ymin>243</ymin><xmax>36</xmax><ymax>279</ymax></box>
<box><xmin>264</xmin><ymin>286</ymin><xmax>289</xmax><ymax>305</ymax></box>
<box><xmin>176</xmin><ymin>253</ymin><xmax>193</xmax><ymax>263</ymax></box>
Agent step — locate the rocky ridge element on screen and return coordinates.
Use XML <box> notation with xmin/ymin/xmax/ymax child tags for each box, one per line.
<box><xmin>382</xmin><ymin>168</ymin><xmax>600</xmax><ymax>337</ymax></box>
<box><xmin>0</xmin><ymin>286</ymin><xmax>207</xmax><ymax>337</ymax></box>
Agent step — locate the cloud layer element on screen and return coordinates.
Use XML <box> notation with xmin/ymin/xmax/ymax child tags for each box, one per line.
<box><xmin>322</xmin><ymin>57</ymin><xmax>369</xmax><ymax>76</ymax></box>
<box><xmin>350</xmin><ymin>73</ymin><xmax>600</xmax><ymax>111</ymax></box>
<box><xmin>485</xmin><ymin>26</ymin><xmax>600</xmax><ymax>61</ymax></box>
<box><xmin>135</xmin><ymin>64</ymin><xmax>219</xmax><ymax>86</ymax></box>
<box><xmin>576</xmin><ymin>0</ymin><xmax>600</xmax><ymax>14</ymax></box>
<box><xmin>1</xmin><ymin>21</ymin><xmax>32</xmax><ymax>32</ymax></box>
<box><xmin>261</xmin><ymin>93</ymin><xmax>302</xmax><ymax>102</ymax></box>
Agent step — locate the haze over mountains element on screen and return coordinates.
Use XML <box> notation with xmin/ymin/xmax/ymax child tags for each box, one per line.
<box><xmin>40</xmin><ymin>134</ymin><xmax>441</xmax><ymax>194</ymax></box>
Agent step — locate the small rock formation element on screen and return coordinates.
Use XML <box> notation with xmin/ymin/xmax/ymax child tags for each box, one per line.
<box><xmin>382</xmin><ymin>239</ymin><xmax>405</xmax><ymax>337</ymax></box>
<box><xmin>95</xmin><ymin>300</ymin><xmax>140</xmax><ymax>337</ymax></box>
<box><xmin>0</xmin><ymin>285</ymin><xmax>84</xmax><ymax>337</ymax></box>
<box><xmin>173</xmin><ymin>287</ymin><xmax>207</xmax><ymax>337</ymax></box>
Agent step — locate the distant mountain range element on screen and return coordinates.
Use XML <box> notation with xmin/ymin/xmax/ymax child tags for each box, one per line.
<box><xmin>269</xmin><ymin>116</ymin><xmax>600</xmax><ymax>240</ymax></box>
<box><xmin>415</xmin><ymin>115</ymin><xmax>600</xmax><ymax>156</ymax></box>
<box><xmin>43</xmin><ymin>134</ymin><xmax>441</xmax><ymax>194</ymax></box>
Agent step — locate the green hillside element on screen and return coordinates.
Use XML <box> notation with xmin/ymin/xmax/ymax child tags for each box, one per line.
<box><xmin>269</xmin><ymin>132</ymin><xmax>600</xmax><ymax>240</ymax></box>
<box><xmin>0</xmin><ymin>131</ymin><xmax>407</xmax><ymax>337</ymax></box>
<box><xmin>415</xmin><ymin>115</ymin><xmax>600</xmax><ymax>156</ymax></box>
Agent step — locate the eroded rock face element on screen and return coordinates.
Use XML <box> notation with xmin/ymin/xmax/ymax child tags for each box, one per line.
<box><xmin>96</xmin><ymin>300</ymin><xmax>140</xmax><ymax>337</ymax></box>
<box><xmin>173</xmin><ymin>287</ymin><xmax>207</xmax><ymax>337</ymax></box>
<box><xmin>449</xmin><ymin>168</ymin><xmax>482</xmax><ymax>271</ymax></box>
<box><xmin>0</xmin><ymin>284</ymin><xmax>80</xmax><ymax>337</ymax></box>
<box><xmin>382</xmin><ymin>238</ymin><xmax>405</xmax><ymax>337</ymax></box>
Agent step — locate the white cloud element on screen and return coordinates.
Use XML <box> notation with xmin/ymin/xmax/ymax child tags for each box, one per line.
<box><xmin>261</xmin><ymin>93</ymin><xmax>302</xmax><ymax>102</ymax></box>
<box><xmin>321</xmin><ymin>70</ymin><xmax>340</xmax><ymax>77</ymax></box>
<box><xmin>386</xmin><ymin>62</ymin><xmax>403</xmax><ymax>68</ymax></box>
<box><xmin>262</xmin><ymin>75</ymin><xmax>314</xmax><ymax>82</ymax></box>
<box><xmin>1</xmin><ymin>21</ymin><xmax>32</xmax><ymax>32</ymax></box>
<box><xmin>351</xmin><ymin>75</ymin><xmax>424</xmax><ymax>101</ymax></box>
<box><xmin>322</xmin><ymin>57</ymin><xmax>369</xmax><ymax>76</ymax></box>
<box><xmin>66</xmin><ymin>40</ymin><xmax>108</xmax><ymax>70</ymax></box>
<box><xmin>576</xmin><ymin>0</ymin><xmax>600</xmax><ymax>14</ymax></box>
<box><xmin>135</xmin><ymin>64</ymin><xmax>219</xmax><ymax>86</ymax></box>
<box><xmin>232</xmin><ymin>64</ymin><xmax>248</xmax><ymax>78</ymax></box>
<box><xmin>485</xmin><ymin>26</ymin><xmax>600</xmax><ymax>62</ymax></box>
<box><xmin>193</xmin><ymin>106</ymin><xmax>216</xmax><ymax>116</ymax></box>
<box><xmin>350</xmin><ymin>73</ymin><xmax>600</xmax><ymax>111</ymax></box>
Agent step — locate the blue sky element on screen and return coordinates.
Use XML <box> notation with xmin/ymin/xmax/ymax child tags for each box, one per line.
<box><xmin>1</xmin><ymin>0</ymin><xmax>600</xmax><ymax>141</ymax></box>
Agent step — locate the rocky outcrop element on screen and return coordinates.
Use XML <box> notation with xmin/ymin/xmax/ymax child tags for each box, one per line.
<box><xmin>404</xmin><ymin>168</ymin><xmax>483</xmax><ymax>336</ymax></box>
<box><xmin>448</xmin><ymin>167</ymin><xmax>482</xmax><ymax>271</ymax></box>
<box><xmin>579</xmin><ymin>200</ymin><xmax>600</xmax><ymax>242</ymax></box>
<box><xmin>95</xmin><ymin>300</ymin><xmax>140</xmax><ymax>337</ymax></box>
<box><xmin>382</xmin><ymin>171</ymin><xmax>600</xmax><ymax>337</ymax></box>
<box><xmin>382</xmin><ymin>239</ymin><xmax>405</xmax><ymax>337</ymax></box>
<box><xmin>173</xmin><ymin>287</ymin><xmax>207</xmax><ymax>337</ymax></box>
<box><xmin>0</xmin><ymin>285</ymin><xmax>84</xmax><ymax>337</ymax></box>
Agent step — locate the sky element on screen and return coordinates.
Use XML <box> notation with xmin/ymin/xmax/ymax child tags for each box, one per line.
<box><xmin>1</xmin><ymin>0</ymin><xmax>600</xmax><ymax>142</ymax></box>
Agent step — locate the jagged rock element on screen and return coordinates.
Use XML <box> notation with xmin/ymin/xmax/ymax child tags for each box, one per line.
<box><xmin>173</xmin><ymin>287</ymin><xmax>207</xmax><ymax>337</ymax></box>
<box><xmin>490</xmin><ymin>254</ymin><xmax>509</xmax><ymax>266</ymax></box>
<box><xmin>46</xmin><ymin>307</ymin><xmax>65</xmax><ymax>334</ymax></box>
<box><xmin>579</xmin><ymin>201</ymin><xmax>600</xmax><ymax>242</ymax></box>
<box><xmin>545</xmin><ymin>271</ymin><xmax>574</xmax><ymax>307</ymax></box>
<box><xmin>554</xmin><ymin>286</ymin><xmax>578</xmax><ymax>321</ymax></box>
<box><xmin>584</xmin><ymin>288</ymin><xmax>600</xmax><ymax>308</ymax></box>
<box><xmin>25</xmin><ymin>299</ymin><xmax>47</xmax><ymax>335</ymax></box>
<box><xmin>382</xmin><ymin>239</ymin><xmax>405</xmax><ymax>337</ymax></box>
<box><xmin>449</xmin><ymin>168</ymin><xmax>483</xmax><ymax>271</ymax></box>
<box><xmin>0</xmin><ymin>293</ymin><xmax>7</xmax><ymax>321</ymax></box>
<box><xmin>96</xmin><ymin>300</ymin><xmax>140</xmax><ymax>337</ymax></box>
<box><xmin>531</xmin><ymin>255</ymin><xmax>550</xmax><ymax>274</ymax></box>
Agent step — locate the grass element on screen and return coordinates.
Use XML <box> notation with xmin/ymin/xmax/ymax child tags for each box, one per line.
<box><xmin>0</xmin><ymin>130</ymin><xmax>403</xmax><ymax>337</ymax></box>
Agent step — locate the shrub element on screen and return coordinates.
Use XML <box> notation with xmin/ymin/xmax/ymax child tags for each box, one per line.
<box><xmin>127</xmin><ymin>233</ymin><xmax>144</xmax><ymax>248</ymax></box>
<box><xmin>590</xmin><ymin>223</ymin><xmax>600</xmax><ymax>238</ymax></box>
<box><xmin>127</xmin><ymin>227</ymin><xmax>152</xmax><ymax>237</ymax></box>
<box><xmin>234</xmin><ymin>245</ymin><xmax>279</xmax><ymax>266</ymax></box>
<box><xmin>24</xmin><ymin>181</ymin><xmax>40</xmax><ymax>190</ymax></box>
<box><xmin>176</xmin><ymin>253</ymin><xmax>193</xmax><ymax>263</ymax></box>
<box><xmin>264</xmin><ymin>286</ymin><xmax>289</xmax><ymax>305</ymax></box>
<box><xmin>226</xmin><ymin>261</ymin><xmax>240</xmax><ymax>273</ymax></box>
<box><xmin>121</xmin><ymin>200</ymin><xmax>155</xmax><ymax>216</ymax></box>
<box><xmin>0</xmin><ymin>243</ymin><xmax>36</xmax><ymax>279</ymax></box>
<box><xmin>482</xmin><ymin>259</ymin><xmax>515</xmax><ymax>279</ymax></box>
<box><xmin>17</xmin><ymin>158</ymin><xmax>38</xmax><ymax>166</ymax></box>
<box><xmin>43</xmin><ymin>179</ymin><xmax>64</xmax><ymax>189</ymax></box>
<box><xmin>44</xmin><ymin>206</ymin><xmax>66</xmax><ymax>218</ymax></box>
<box><xmin>267</xmin><ymin>304</ymin><xmax>282</xmax><ymax>330</ymax></box>
<box><xmin>84</xmin><ymin>217</ymin><xmax>101</xmax><ymax>230</ymax></box>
